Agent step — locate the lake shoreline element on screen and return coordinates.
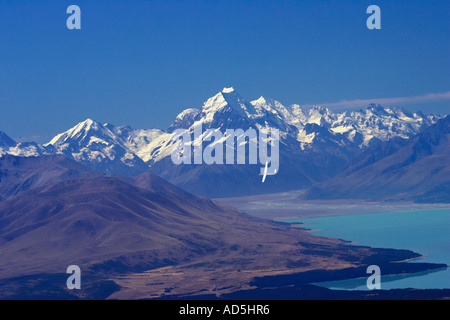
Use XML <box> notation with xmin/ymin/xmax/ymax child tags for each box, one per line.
<box><xmin>280</xmin><ymin>208</ymin><xmax>450</xmax><ymax>292</ymax></box>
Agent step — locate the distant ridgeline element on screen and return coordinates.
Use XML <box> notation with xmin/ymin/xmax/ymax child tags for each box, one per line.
<box><xmin>0</xmin><ymin>88</ymin><xmax>447</xmax><ymax>199</ymax></box>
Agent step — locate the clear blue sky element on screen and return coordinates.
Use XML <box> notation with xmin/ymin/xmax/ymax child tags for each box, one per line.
<box><xmin>0</xmin><ymin>0</ymin><xmax>449</xmax><ymax>143</ymax></box>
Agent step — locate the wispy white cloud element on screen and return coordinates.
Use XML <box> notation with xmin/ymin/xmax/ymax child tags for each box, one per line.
<box><xmin>309</xmin><ymin>91</ymin><xmax>450</xmax><ymax>109</ymax></box>
<box><xmin>14</xmin><ymin>135</ymin><xmax>45</xmax><ymax>143</ymax></box>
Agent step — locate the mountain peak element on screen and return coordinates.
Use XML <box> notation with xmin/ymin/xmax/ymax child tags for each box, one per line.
<box><xmin>222</xmin><ymin>87</ymin><xmax>235</xmax><ymax>93</ymax></box>
<box><xmin>366</xmin><ymin>104</ymin><xmax>388</xmax><ymax>115</ymax></box>
<box><xmin>0</xmin><ymin>131</ymin><xmax>17</xmax><ymax>148</ymax></box>
<box><xmin>253</xmin><ymin>96</ymin><xmax>267</xmax><ymax>104</ymax></box>
<box><xmin>175</xmin><ymin>108</ymin><xmax>201</xmax><ymax>120</ymax></box>
<box><xmin>200</xmin><ymin>87</ymin><xmax>257</xmax><ymax>120</ymax></box>
<box><xmin>78</xmin><ymin>118</ymin><xmax>100</xmax><ymax>129</ymax></box>
<box><xmin>67</xmin><ymin>118</ymin><xmax>103</xmax><ymax>137</ymax></box>
<box><xmin>83</xmin><ymin>118</ymin><xmax>95</xmax><ymax>124</ymax></box>
<box><xmin>45</xmin><ymin>118</ymin><xmax>104</xmax><ymax>147</ymax></box>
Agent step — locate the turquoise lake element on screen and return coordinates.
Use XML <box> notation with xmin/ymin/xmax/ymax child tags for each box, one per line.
<box><xmin>283</xmin><ymin>208</ymin><xmax>450</xmax><ymax>290</ymax></box>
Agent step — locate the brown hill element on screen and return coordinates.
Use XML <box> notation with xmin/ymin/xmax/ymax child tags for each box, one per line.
<box><xmin>0</xmin><ymin>157</ymin><xmax>443</xmax><ymax>299</ymax></box>
<box><xmin>0</xmin><ymin>155</ymin><xmax>100</xmax><ymax>201</ymax></box>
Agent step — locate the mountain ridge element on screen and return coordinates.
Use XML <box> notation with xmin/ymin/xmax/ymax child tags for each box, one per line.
<box><xmin>0</xmin><ymin>88</ymin><xmax>445</xmax><ymax>197</ymax></box>
<box><xmin>305</xmin><ymin>115</ymin><xmax>450</xmax><ymax>202</ymax></box>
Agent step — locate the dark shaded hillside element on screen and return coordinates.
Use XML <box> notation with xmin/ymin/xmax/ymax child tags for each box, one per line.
<box><xmin>0</xmin><ymin>175</ymin><xmax>233</xmax><ymax>279</ymax></box>
<box><xmin>0</xmin><ymin>155</ymin><xmax>101</xmax><ymax>200</ymax></box>
<box><xmin>0</xmin><ymin>172</ymin><xmax>373</xmax><ymax>299</ymax></box>
<box><xmin>0</xmin><ymin>156</ymin><xmax>447</xmax><ymax>299</ymax></box>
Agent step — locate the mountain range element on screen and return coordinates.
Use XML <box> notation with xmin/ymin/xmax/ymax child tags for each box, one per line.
<box><xmin>0</xmin><ymin>87</ymin><xmax>449</xmax><ymax>298</ymax></box>
<box><xmin>305</xmin><ymin>115</ymin><xmax>450</xmax><ymax>202</ymax></box>
<box><xmin>0</xmin><ymin>87</ymin><xmax>446</xmax><ymax>198</ymax></box>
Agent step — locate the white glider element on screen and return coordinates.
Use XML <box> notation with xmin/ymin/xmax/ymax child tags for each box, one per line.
<box><xmin>260</xmin><ymin>160</ymin><xmax>278</xmax><ymax>183</ymax></box>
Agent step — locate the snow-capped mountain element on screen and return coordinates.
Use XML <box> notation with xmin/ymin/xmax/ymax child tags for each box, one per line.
<box><xmin>328</xmin><ymin>105</ymin><xmax>440</xmax><ymax>147</ymax></box>
<box><xmin>137</xmin><ymin>87</ymin><xmax>443</xmax><ymax>196</ymax></box>
<box><xmin>0</xmin><ymin>87</ymin><xmax>444</xmax><ymax>197</ymax></box>
<box><xmin>0</xmin><ymin>131</ymin><xmax>45</xmax><ymax>158</ymax></box>
<box><xmin>251</xmin><ymin>99</ymin><xmax>439</xmax><ymax>149</ymax></box>
<box><xmin>305</xmin><ymin>115</ymin><xmax>450</xmax><ymax>202</ymax></box>
<box><xmin>44</xmin><ymin>119</ymin><xmax>149</xmax><ymax>175</ymax></box>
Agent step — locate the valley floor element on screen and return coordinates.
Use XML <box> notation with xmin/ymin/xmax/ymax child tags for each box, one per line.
<box><xmin>215</xmin><ymin>190</ymin><xmax>450</xmax><ymax>220</ymax></box>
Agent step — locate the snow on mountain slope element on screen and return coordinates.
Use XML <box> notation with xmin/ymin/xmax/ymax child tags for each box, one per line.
<box><xmin>1</xmin><ymin>88</ymin><xmax>443</xmax><ymax>196</ymax></box>
<box><xmin>168</xmin><ymin>108</ymin><xmax>201</xmax><ymax>133</ymax></box>
<box><xmin>106</xmin><ymin>123</ymin><xmax>166</xmax><ymax>160</ymax></box>
<box><xmin>0</xmin><ymin>131</ymin><xmax>46</xmax><ymax>158</ymax></box>
<box><xmin>6</xmin><ymin>142</ymin><xmax>45</xmax><ymax>157</ymax></box>
<box><xmin>0</xmin><ymin>132</ymin><xmax>15</xmax><ymax>157</ymax></box>
<box><xmin>132</xmin><ymin>132</ymin><xmax>175</xmax><ymax>164</ymax></box>
<box><xmin>305</xmin><ymin>115</ymin><xmax>450</xmax><ymax>202</ymax></box>
<box><xmin>18</xmin><ymin>88</ymin><xmax>439</xmax><ymax>174</ymax></box>
<box><xmin>249</xmin><ymin>99</ymin><xmax>441</xmax><ymax>149</ymax></box>
<box><xmin>330</xmin><ymin>104</ymin><xmax>440</xmax><ymax>147</ymax></box>
<box><xmin>44</xmin><ymin>119</ymin><xmax>149</xmax><ymax>175</ymax></box>
<box><xmin>201</xmin><ymin>87</ymin><xmax>259</xmax><ymax>123</ymax></box>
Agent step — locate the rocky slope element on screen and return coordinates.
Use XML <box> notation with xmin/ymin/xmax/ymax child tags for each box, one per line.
<box><xmin>305</xmin><ymin>116</ymin><xmax>450</xmax><ymax>202</ymax></box>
